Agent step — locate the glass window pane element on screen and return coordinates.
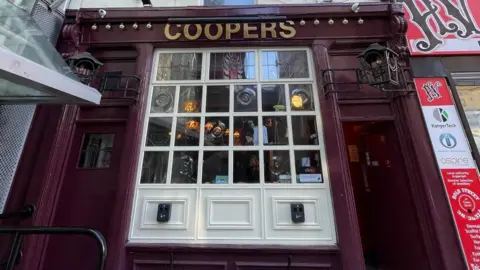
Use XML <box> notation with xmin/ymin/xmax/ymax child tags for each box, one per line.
<box><xmin>209</xmin><ymin>52</ymin><xmax>255</xmax><ymax>80</ymax></box>
<box><xmin>141</xmin><ymin>152</ymin><xmax>169</xmax><ymax>184</ymax></box>
<box><xmin>202</xmin><ymin>151</ymin><xmax>229</xmax><ymax>184</ymax></box>
<box><xmin>204</xmin><ymin>117</ymin><xmax>230</xmax><ymax>146</ymax></box>
<box><xmin>146</xmin><ymin>118</ymin><xmax>173</xmax><ymax>146</ymax></box>
<box><xmin>263</xmin><ymin>116</ymin><xmax>289</xmax><ymax>145</ymax></box>
<box><xmin>233</xmin><ymin>151</ymin><xmax>260</xmax><ymax>184</ymax></box>
<box><xmin>290</xmin><ymin>84</ymin><xmax>314</xmax><ymax>111</ymax></box>
<box><xmin>206</xmin><ymin>85</ymin><xmax>230</xmax><ymax>112</ymax></box>
<box><xmin>178</xmin><ymin>86</ymin><xmax>202</xmax><ymax>113</ymax></box>
<box><xmin>458</xmin><ymin>86</ymin><xmax>480</xmax><ymax>153</ymax></box>
<box><xmin>262</xmin><ymin>51</ymin><xmax>309</xmax><ymax>80</ymax></box>
<box><xmin>292</xmin><ymin>116</ymin><xmax>319</xmax><ymax>145</ymax></box>
<box><xmin>261</xmin><ymin>84</ymin><xmax>286</xmax><ymax>112</ymax></box>
<box><xmin>295</xmin><ymin>150</ymin><xmax>323</xmax><ymax>184</ymax></box>
<box><xmin>156</xmin><ymin>53</ymin><xmax>202</xmax><ymax>81</ymax></box>
<box><xmin>78</xmin><ymin>134</ymin><xmax>115</xmax><ymax>168</ymax></box>
<box><xmin>171</xmin><ymin>151</ymin><xmax>198</xmax><ymax>184</ymax></box>
<box><xmin>234</xmin><ymin>85</ymin><xmax>257</xmax><ymax>112</ymax></box>
<box><xmin>264</xmin><ymin>150</ymin><xmax>291</xmax><ymax>184</ymax></box>
<box><xmin>233</xmin><ymin>116</ymin><xmax>259</xmax><ymax>146</ymax></box>
<box><xmin>151</xmin><ymin>86</ymin><xmax>175</xmax><ymax>113</ymax></box>
<box><xmin>175</xmin><ymin>117</ymin><xmax>201</xmax><ymax>146</ymax></box>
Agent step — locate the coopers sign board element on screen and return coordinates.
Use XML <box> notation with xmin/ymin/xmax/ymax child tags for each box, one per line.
<box><xmin>415</xmin><ymin>78</ymin><xmax>480</xmax><ymax>269</ymax></box>
<box><xmin>402</xmin><ymin>0</ymin><xmax>480</xmax><ymax>55</ymax></box>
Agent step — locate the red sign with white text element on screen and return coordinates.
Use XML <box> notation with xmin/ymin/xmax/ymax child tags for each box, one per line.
<box><xmin>402</xmin><ymin>0</ymin><xmax>480</xmax><ymax>55</ymax></box>
<box><xmin>415</xmin><ymin>77</ymin><xmax>480</xmax><ymax>269</ymax></box>
<box><xmin>415</xmin><ymin>77</ymin><xmax>454</xmax><ymax>106</ymax></box>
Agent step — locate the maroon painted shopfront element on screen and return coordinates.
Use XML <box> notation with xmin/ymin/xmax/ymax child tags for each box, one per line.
<box><xmin>1</xmin><ymin>3</ymin><xmax>468</xmax><ymax>270</ymax></box>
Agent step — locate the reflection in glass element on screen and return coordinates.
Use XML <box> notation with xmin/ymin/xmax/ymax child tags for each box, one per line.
<box><xmin>178</xmin><ymin>86</ymin><xmax>202</xmax><ymax>113</ymax></box>
<box><xmin>234</xmin><ymin>85</ymin><xmax>257</xmax><ymax>112</ymax></box>
<box><xmin>156</xmin><ymin>53</ymin><xmax>202</xmax><ymax>81</ymax></box>
<box><xmin>78</xmin><ymin>134</ymin><xmax>115</xmax><ymax>168</ymax></box>
<box><xmin>262</xmin><ymin>51</ymin><xmax>309</xmax><ymax>80</ymax></box>
<box><xmin>202</xmin><ymin>151</ymin><xmax>229</xmax><ymax>184</ymax></box>
<box><xmin>209</xmin><ymin>52</ymin><xmax>255</xmax><ymax>80</ymax></box>
<box><xmin>175</xmin><ymin>117</ymin><xmax>200</xmax><ymax>146</ymax></box>
<box><xmin>146</xmin><ymin>118</ymin><xmax>172</xmax><ymax>146</ymax></box>
<box><xmin>171</xmin><ymin>151</ymin><xmax>198</xmax><ymax>184</ymax></box>
<box><xmin>263</xmin><ymin>116</ymin><xmax>288</xmax><ymax>145</ymax></box>
<box><xmin>233</xmin><ymin>116</ymin><xmax>258</xmax><ymax>146</ymax></box>
<box><xmin>289</xmin><ymin>84</ymin><xmax>314</xmax><ymax>111</ymax></box>
<box><xmin>261</xmin><ymin>84</ymin><xmax>286</xmax><ymax>112</ymax></box>
<box><xmin>234</xmin><ymin>151</ymin><xmax>260</xmax><ymax>183</ymax></box>
<box><xmin>206</xmin><ymin>85</ymin><xmax>229</xmax><ymax>112</ymax></box>
<box><xmin>141</xmin><ymin>152</ymin><xmax>169</xmax><ymax>183</ymax></box>
<box><xmin>295</xmin><ymin>150</ymin><xmax>323</xmax><ymax>184</ymax></box>
<box><xmin>151</xmin><ymin>86</ymin><xmax>175</xmax><ymax>113</ymax></box>
<box><xmin>292</xmin><ymin>116</ymin><xmax>318</xmax><ymax>145</ymax></box>
<box><xmin>264</xmin><ymin>151</ymin><xmax>291</xmax><ymax>184</ymax></box>
<box><xmin>204</xmin><ymin>117</ymin><xmax>229</xmax><ymax>146</ymax></box>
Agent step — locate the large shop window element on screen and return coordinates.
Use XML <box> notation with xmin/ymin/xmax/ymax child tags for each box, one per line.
<box><xmin>129</xmin><ymin>48</ymin><xmax>337</xmax><ymax>245</ymax></box>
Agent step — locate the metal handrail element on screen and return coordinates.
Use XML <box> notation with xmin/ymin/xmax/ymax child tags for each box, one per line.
<box><xmin>0</xmin><ymin>205</ymin><xmax>35</xmax><ymax>220</ymax></box>
<box><xmin>0</xmin><ymin>227</ymin><xmax>107</xmax><ymax>270</ymax></box>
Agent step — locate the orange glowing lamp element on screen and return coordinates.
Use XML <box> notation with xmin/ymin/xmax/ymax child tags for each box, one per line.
<box><xmin>184</xmin><ymin>101</ymin><xmax>198</xmax><ymax>112</ymax></box>
<box><xmin>185</xmin><ymin>120</ymin><xmax>199</xmax><ymax>130</ymax></box>
<box><xmin>205</xmin><ymin>122</ymin><xmax>213</xmax><ymax>131</ymax></box>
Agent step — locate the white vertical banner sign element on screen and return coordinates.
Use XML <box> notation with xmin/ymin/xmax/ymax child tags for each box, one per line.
<box><xmin>415</xmin><ymin>77</ymin><xmax>480</xmax><ymax>270</ymax></box>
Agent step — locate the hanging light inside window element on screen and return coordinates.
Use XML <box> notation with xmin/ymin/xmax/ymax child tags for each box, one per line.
<box><xmin>291</xmin><ymin>94</ymin><xmax>304</xmax><ymax>109</ymax></box>
<box><xmin>184</xmin><ymin>101</ymin><xmax>198</xmax><ymax>112</ymax></box>
<box><xmin>185</xmin><ymin>119</ymin><xmax>199</xmax><ymax>130</ymax></box>
<box><xmin>291</xmin><ymin>89</ymin><xmax>309</xmax><ymax>109</ymax></box>
<box><xmin>205</xmin><ymin>122</ymin><xmax>214</xmax><ymax>132</ymax></box>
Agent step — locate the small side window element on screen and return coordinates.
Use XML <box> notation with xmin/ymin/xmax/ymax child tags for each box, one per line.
<box><xmin>78</xmin><ymin>134</ymin><xmax>115</xmax><ymax>168</ymax></box>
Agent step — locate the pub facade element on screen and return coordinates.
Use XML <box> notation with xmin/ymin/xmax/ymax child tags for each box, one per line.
<box><xmin>1</xmin><ymin>1</ymin><xmax>468</xmax><ymax>270</ymax></box>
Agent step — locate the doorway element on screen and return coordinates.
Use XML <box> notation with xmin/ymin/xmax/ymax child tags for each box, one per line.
<box><xmin>343</xmin><ymin>122</ymin><xmax>428</xmax><ymax>270</ymax></box>
<box><xmin>42</xmin><ymin>123</ymin><xmax>126</xmax><ymax>270</ymax></box>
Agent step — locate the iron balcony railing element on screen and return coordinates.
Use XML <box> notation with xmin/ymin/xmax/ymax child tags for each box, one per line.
<box><xmin>94</xmin><ymin>75</ymin><xmax>141</xmax><ymax>101</ymax></box>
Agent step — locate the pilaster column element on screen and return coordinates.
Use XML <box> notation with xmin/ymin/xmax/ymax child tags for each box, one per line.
<box><xmin>106</xmin><ymin>43</ymin><xmax>154</xmax><ymax>270</ymax></box>
<box><xmin>311</xmin><ymin>40</ymin><xmax>365</xmax><ymax>270</ymax></box>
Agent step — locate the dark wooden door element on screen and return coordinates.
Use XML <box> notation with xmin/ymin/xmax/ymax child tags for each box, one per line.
<box><xmin>43</xmin><ymin>123</ymin><xmax>125</xmax><ymax>270</ymax></box>
<box><xmin>358</xmin><ymin>123</ymin><xmax>428</xmax><ymax>270</ymax></box>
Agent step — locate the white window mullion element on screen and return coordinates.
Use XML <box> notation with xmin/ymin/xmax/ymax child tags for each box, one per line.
<box><xmin>166</xmin><ymin>150</ymin><xmax>174</xmax><ymax>184</ymax></box>
<box><xmin>228</xmin><ymin>150</ymin><xmax>234</xmax><ymax>184</ymax></box>
<box><xmin>197</xmin><ymin>150</ymin><xmax>204</xmax><ymax>185</ymax></box>
<box><xmin>202</xmin><ymin>51</ymin><xmax>208</xmax><ymax>82</ymax></box>
<box><xmin>259</xmin><ymin>148</ymin><xmax>265</xmax><ymax>184</ymax></box>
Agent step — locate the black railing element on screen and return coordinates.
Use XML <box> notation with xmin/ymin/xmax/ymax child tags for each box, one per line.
<box><xmin>0</xmin><ymin>206</ymin><xmax>107</xmax><ymax>270</ymax></box>
<box><xmin>320</xmin><ymin>67</ymin><xmax>415</xmax><ymax>97</ymax></box>
<box><xmin>90</xmin><ymin>75</ymin><xmax>141</xmax><ymax>101</ymax></box>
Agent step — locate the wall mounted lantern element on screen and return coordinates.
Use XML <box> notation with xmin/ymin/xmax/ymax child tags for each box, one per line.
<box><xmin>357</xmin><ymin>43</ymin><xmax>400</xmax><ymax>89</ymax></box>
<box><xmin>66</xmin><ymin>52</ymin><xmax>103</xmax><ymax>86</ymax></box>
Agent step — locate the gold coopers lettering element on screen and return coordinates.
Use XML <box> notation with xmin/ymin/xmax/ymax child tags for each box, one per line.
<box><xmin>164</xmin><ymin>21</ymin><xmax>297</xmax><ymax>41</ymax></box>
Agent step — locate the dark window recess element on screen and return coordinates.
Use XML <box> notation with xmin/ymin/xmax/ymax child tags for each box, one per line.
<box><xmin>102</xmin><ymin>71</ymin><xmax>123</xmax><ymax>90</ymax></box>
<box><xmin>97</xmin><ymin>71</ymin><xmax>141</xmax><ymax>101</ymax></box>
<box><xmin>78</xmin><ymin>133</ymin><xmax>115</xmax><ymax>168</ymax></box>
